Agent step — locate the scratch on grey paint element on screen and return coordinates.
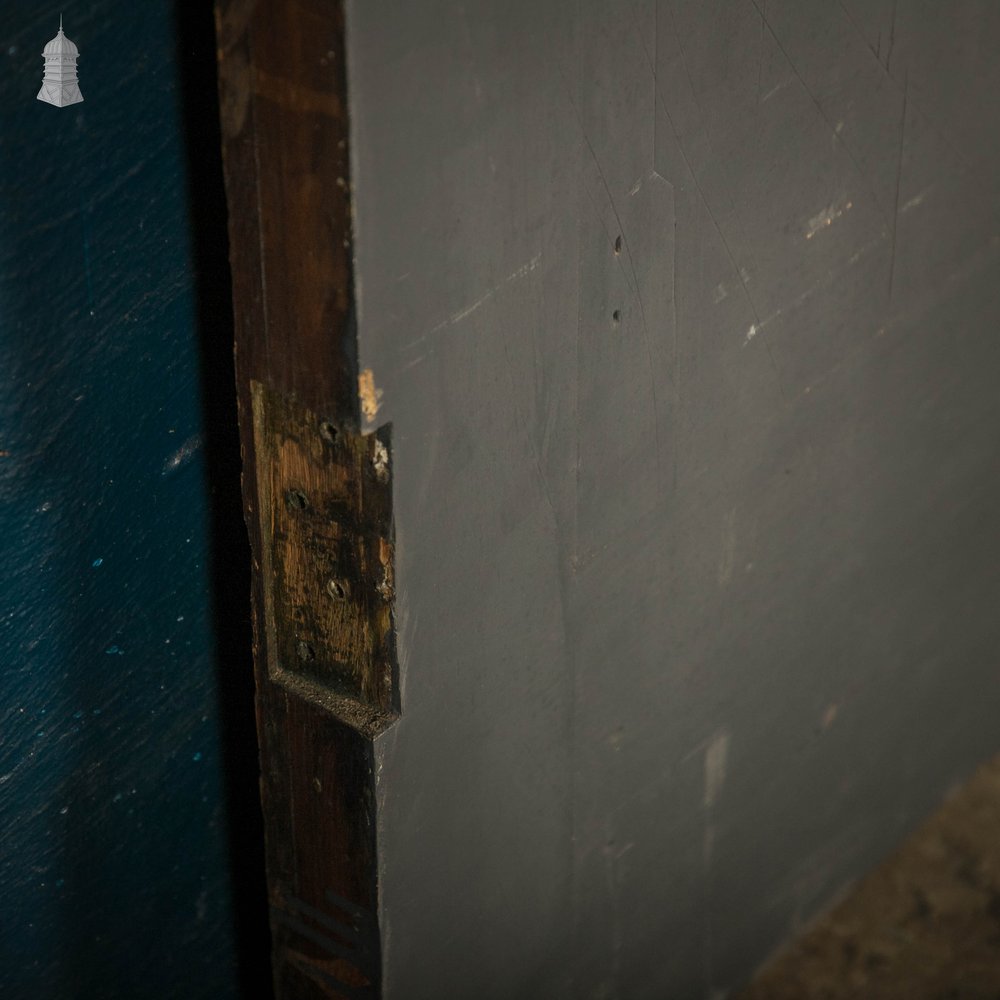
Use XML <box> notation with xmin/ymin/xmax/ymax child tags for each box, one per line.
<box><xmin>834</xmin><ymin>0</ymin><xmax>982</xmax><ymax>184</ymax></box>
<box><xmin>885</xmin><ymin>0</ymin><xmax>898</xmax><ymax>74</ymax></box>
<box><xmin>657</xmin><ymin>1</ymin><xmax>763</xmax><ymax>326</ymax></box>
<box><xmin>742</xmin><ymin>232</ymin><xmax>886</xmax><ymax>348</ymax></box>
<box><xmin>901</xmin><ymin>187</ymin><xmax>931</xmax><ymax>213</ymax></box>
<box><xmin>702</xmin><ymin>728</ymin><xmax>730</xmax><ymax>997</ymax></box>
<box><xmin>805</xmin><ymin>199</ymin><xmax>853</xmax><ymax>240</ymax></box>
<box><xmin>717</xmin><ymin>508</ymin><xmax>737</xmax><ymax>587</ymax></box>
<box><xmin>498</xmin><ymin>306</ymin><xmax>559</xmax><ymax>528</ymax></box>
<box><xmin>648</xmin><ymin>2</ymin><xmax>786</xmax><ymax>397</ymax></box>
<box><xmin>887</xmin><ymin>72</ymin><xmax>909</xmax><ymax>299</ymax></box>
<box><xmin>601</xmin><ymin>818</ymin><xmax>635</xmax><ymax>999</ymax></box>
<box><xmin>749</xmin><ymin>0</ymin><xmax>893</xmax><ymax>233</ymax></box>
<box><xmin>756</xmin><ymin>0</ymin><xmax>766</xmax><ymax>104</ymax></box>
<box><xmin>428</xmin><ymin>254</ymin><xmax>541</xmax><ymax>336</ymax></box>
<box><xmin>703</xmin><ymin>730</ymin><xmax>730</xmax><ymax>810</ymax></box>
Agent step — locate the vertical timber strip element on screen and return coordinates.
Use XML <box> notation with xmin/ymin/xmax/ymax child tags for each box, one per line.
<box><xmin>214</xmin><ymin>2</ymin><xmax>382</xmax><ymax>997</ymax></box>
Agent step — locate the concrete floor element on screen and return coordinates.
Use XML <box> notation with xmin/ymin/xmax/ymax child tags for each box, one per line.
<box><xmin>736</xmin><ymin>754</ymin><xmax>1000</xmax><ymax>999</ymax></box>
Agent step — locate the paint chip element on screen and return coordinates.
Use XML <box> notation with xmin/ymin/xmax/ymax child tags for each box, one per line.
<box><xmin>358</xmin><ymin>368</ymin><xmax>383</xmax><ymax>423</ymax></box>
<box><xmin>805</xmin><ymin>200</ymin><xmax>852</xmax><ymax>240</ymax></box>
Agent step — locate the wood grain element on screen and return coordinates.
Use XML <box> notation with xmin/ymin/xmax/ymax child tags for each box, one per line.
<box><xmin>214</xmin><ymin>1</ymin><xmax>382</xmax><ymax>996</ymax></box>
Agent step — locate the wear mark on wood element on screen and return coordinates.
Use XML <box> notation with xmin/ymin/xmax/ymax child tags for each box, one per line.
<box><xmin>215</xmin><ymin>44</ymin><xmax>251</xmax><ymax>138</ymax></box>
<box><xmin>253</xmin><ymin>65</ymin><xmax>344</xmax><ymax>118</ymax></box>
<box><xmin>275</xmin><ymin>889</ymin><xmax>381</xmax><ymax>998</ymax></box>
<box><xmin>252</xmin><ymin>381</ymin><xmax>399</xmax><ymax>738</ymax></box>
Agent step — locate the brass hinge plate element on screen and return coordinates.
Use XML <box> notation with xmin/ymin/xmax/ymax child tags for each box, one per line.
<box><xmin>251</xmin><ymin>381</ymin><xmax>398</xmax><ymax>737</ymax></box>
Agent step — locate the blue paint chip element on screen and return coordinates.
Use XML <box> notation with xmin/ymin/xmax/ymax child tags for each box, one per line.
<box><xmin>192</xmin><ymin>751</ymin><xmax>203</xmax><ymax>762</ymax></box>
<box><xmin>105</xmin><ymin>645</ymin><xmax>124</xmax><ymax>656</ymax></box>
<box><xmin>92</xmin><ymin>558</ymin><xmax>103</xmax><ymax>568</ymax></box>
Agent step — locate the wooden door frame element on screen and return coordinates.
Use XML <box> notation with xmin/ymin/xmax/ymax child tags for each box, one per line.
<box><xmin>214</xmin><ymin>2</ymin><xmax>385</xmax><ymax>996</ymax></box>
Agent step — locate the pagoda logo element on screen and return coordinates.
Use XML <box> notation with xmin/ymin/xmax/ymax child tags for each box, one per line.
<box><xmin>37</xmin><ymin>17</ymin><xmax>83</xmax><ymax>108</ymax></box>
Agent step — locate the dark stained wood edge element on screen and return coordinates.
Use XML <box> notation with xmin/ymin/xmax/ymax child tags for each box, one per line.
<box><xmin>213</xmin><ymin>1</ymin><xmax>381</xmax><ymax>997</ymax></box>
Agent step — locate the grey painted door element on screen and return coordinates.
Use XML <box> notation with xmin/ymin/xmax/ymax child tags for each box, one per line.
<box><xmin>346</xmin><ymin>1</ymin><xmax>1000</xmax><ymax>996</ymax></box>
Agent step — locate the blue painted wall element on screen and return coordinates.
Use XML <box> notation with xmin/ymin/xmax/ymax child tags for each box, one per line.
<box><xmin>0</xmin><ymin>4</ymin><xmax>259</xmax><ymax>996</ymax></box>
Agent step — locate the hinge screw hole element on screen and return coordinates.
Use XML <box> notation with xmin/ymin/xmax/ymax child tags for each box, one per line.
<box><xmin>296</xmin><ymin>640</ymin><xmax>316</xmax><ymax>662</ymax></box>
<box><xmin>286</xmin><ymin>488</ymin><xmax>309</xmax><ymax>511</ymax></box>
<box><xmin>319</xmin><ymin>422</ymin><xmax>339</xmax><ymax>444</ymax></box>
<box><xmin>326</xmin><ymin>578</ymin><xmax>350</xmax><ymax>601</ymax></box>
